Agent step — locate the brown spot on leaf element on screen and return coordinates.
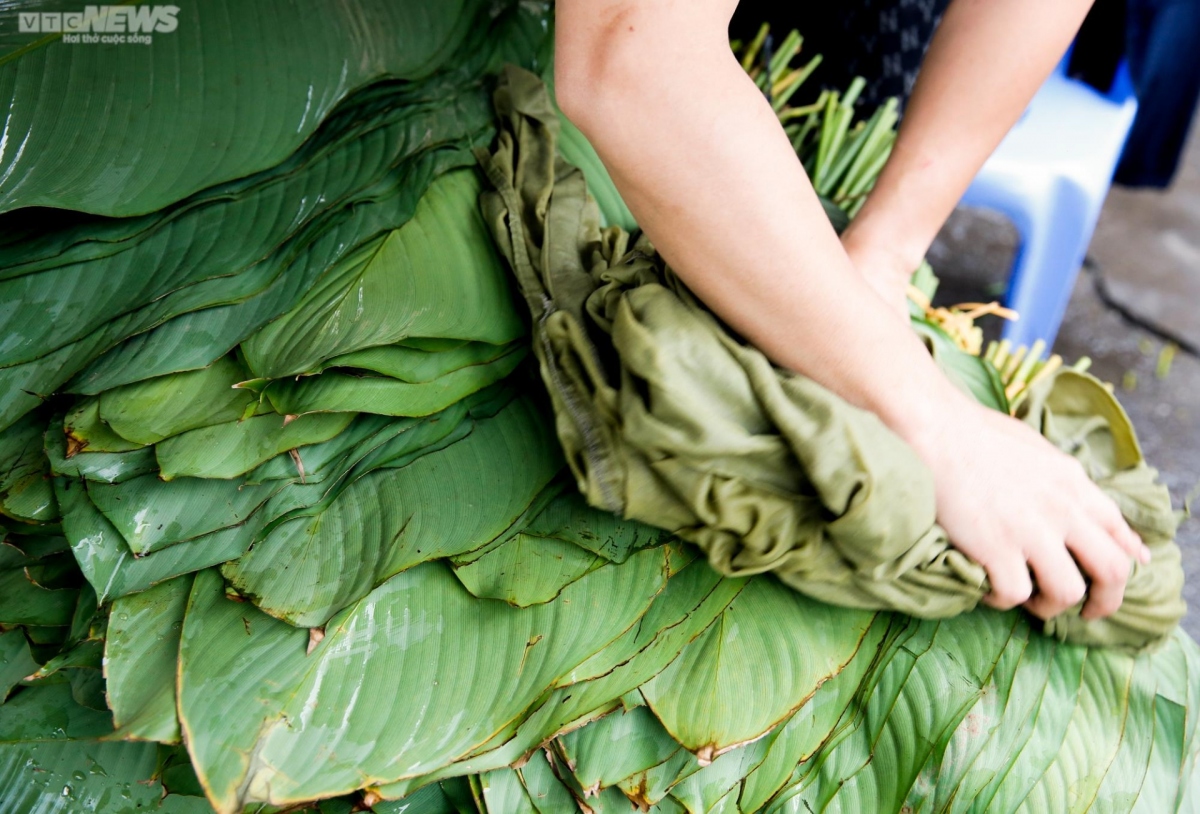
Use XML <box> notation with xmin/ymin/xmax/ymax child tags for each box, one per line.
<box><xmin>289</xmin><ymin>448</ymin><xmax>306</xmax><ymax>483</ymax></box>
<box><xmin>64</xmin><ymin>433</ymin><xmax>88</xmax><ymax>459</ymax></box>
<box><xmin>307</xmin><ymin>626</ymin><xmax>326</xmax><ymax>655</ymax></box>
<box><xmin>624</xmin><ymin>776</ymin><xmax>652</xmax><ymax>812</ymax></box>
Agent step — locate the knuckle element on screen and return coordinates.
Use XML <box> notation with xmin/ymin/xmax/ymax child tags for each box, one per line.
<box><xmin>1093</xmin><ymin>558</ymin><xmax>1132</xmax><ymax>586</ymax></box>
<box><xmin>1054</xmin><ymin>455</ymin><xmax>1086</xmax><ymax>484</ymax></box>
<box><xmin>1096</xmin><ymin>499</ymin><xmax>1129</xmax><ymax>532</ymax></box>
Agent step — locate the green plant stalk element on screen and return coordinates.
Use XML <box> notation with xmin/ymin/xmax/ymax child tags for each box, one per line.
<box><xmin>840</xmin><ymin>75</ymin><xmax>867</xmax><ymax>110</ymax></box>
<box><xmin>990</xmin><ymin>340</ymin><xmax>1013</xmax><ymax>372</ymax></box>
<box><xmin>814</xmin><ymin>94</ymin><xmax>849</xmax><ymax>193</ymax></box>
<box><xmin>1000</xmin><ymin>345</ymin><xmax>1028</xmax><ymax>381</ymax></box>
<box><xmin>840</xmin><ymin>132</ymin><xmax>895</xmax><ymax>205</ymax></box>
<box><xmin>832</xmin><ymin>110</ymin><xmax>888</xmax><ymax>200</ymax></box>
<box><xmin>835</xmin><ymin>98</ymin><xmax>899</xmax><ymax>200</ymax></box>
<box><xmin>791</xmin><ymin>115</ymin><xmax>821</xmax><ymax>154</ymax></box>
<box><xmin>1010</xmin><ymin>339</ymin><xmax>1046</xmax><ymax>386</ymax></box>
<box><xmin>768</xmin><ymin>29</ymin><xmax>803</xmax><ymax>85</ymax></box>
<box><xmin>814</xmin><ymin>78</ymin><xmax>865</xmax><ymax>193</ymax></box>
<box><xmin>821</xmin><ymin>121</ymin><xmax>871</xmax><ymax>197</ymax></box>
<box><xmin>739</xmin><ymin>23</ymin><xmax>770</xmax><ymax>72</ymax></box>
<box><xmin>813</xmin><ymin>91</ymin><xmax>841</xmax><ymax>177</ymax></box>
<box><xmin>779</xmin><ymin>96</ymin><xmax>827</xmax><ymax>122</ymax></box>
<box><xmin>772</xmin><ymin>55</ymin><xmax>823</xmax><ymax>112</ymax></box>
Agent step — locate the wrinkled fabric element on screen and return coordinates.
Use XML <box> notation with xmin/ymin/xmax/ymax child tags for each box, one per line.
<box><xmin>476</xmin><ymin>65</ymin><xmax>1186</xmax><ymax>653</ymax></box>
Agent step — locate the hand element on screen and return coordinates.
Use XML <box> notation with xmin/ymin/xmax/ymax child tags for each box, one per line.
<box><xmin>903</xmin><ymin>394</ymin><xmax>1152</xmax><ymax>621</ymax></box>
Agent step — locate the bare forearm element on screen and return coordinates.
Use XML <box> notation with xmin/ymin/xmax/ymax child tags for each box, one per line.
<box><xmin>843</xmin><ymin>0</ymin><xmax>1094</xmax><ymax>273</ymax></box>
<box><xmin>555</xmin><ymin>0</ymin><xmax>967</xmax><ymax>441</ymax></box>
<box><xmin>555</xmin><ymin>0</ymin><xmax>1146</xmax><ymax>618</ymax></box>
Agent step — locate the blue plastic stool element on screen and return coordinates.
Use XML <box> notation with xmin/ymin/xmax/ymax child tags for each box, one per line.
<box><xmin>960</xmin><ymin>59</ymin><xmax>1137</xmax><ymax>349</ymax></box>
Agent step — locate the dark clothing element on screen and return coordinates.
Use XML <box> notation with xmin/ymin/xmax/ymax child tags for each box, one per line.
<box><xmin>729</xmin><ymin>0</ymin><xmax>950</xmax><ymax>110</ymax></box>
<box><xmin>1071</xmin><ymin>0</ymin><xmax>1200</xmax><ymax>188</ymax></box>
<box><xmin>734</xmin><ymin>0</ymin><xmax>1200</xmax><ymax>188</ymax></box>
<box><xmin>1118</xmin><ymin>0</ymin><xmax>1200</xmax><ymax>186</ymax></box>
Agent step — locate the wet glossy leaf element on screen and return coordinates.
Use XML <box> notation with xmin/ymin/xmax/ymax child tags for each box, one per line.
<box><xmin>772</xmin><ymin>611</ymin><xmax>1021</xmax><ymax>813</ymax></box>
<box><xmin>0</xmin><ymin>410</ymin><xmax>57</xmax><ymax>523</ymax></box>
<box><xmin>180</xmin><ymin>547</ymin><xmax>667</xmax><ymax>812</ymax></box>
<box><xmin>452</xmin><ymin>533</ymin><xmax>604</xmax><ymax>607</ymax></box>
<box><xmin>0</xmin><ymin>566</ymin><xmax>77</xmax><ymax>626</ymax></box>
<box><xmin>95</xmin><ymin>356</ymin><xmax>256</xmax><ymax>446</ymax></box>
<box><xmin>478</xmin><ymin>767</ymin><xmax>539</xmax><ymax>814</ymax></box>
<box><xmin>104</xmin><ymin>574</ymin><xmax>192</xmax><ymax>744</ymax></box>
<box><xmin>0</xmin><ymin>135</ymin><xmax>480</xmax><ymax>434</ymax></box>
<box><xmin>86</xmin><ymin>474</ymin><xmax>284</xmax><ymax>556</ymax></box>
<box><xmin>157</xmin><ymin>744</ymin><xmax>208</xmax><ymax>799</ymax></box>
<box><xmin>0</xmin><ymin>683</ymin><xmax>112</xmax><ymax>742</ymax></box>
<box><xmin>521</xmin><ymin>490</ymin><xmax>671</xmax><ymax>564</ymax></box>
<box><xmin>220</xmin><ymin>396</ymin><xmax>562</xmax><ymax>626</ymax></box>
<box><xmin>263</xmin><ymin>346</ymin><xmax>526</xmax><ymax>418</ymax></box>
<box><xmin>0</xmin><ymin>471</ymin><xmax>56</xmax><ymax>523</ymax></box>
<box><xmin>738</xmin><ymin>614</ymin><xmax>902</xmax><ymax>812</ymax></box>
<box><xmin>56</xmin><ymin>475</ymin><xmax>252</xmax><ymax>604</ymax></box>
<box><xmin>666</xmin><ymin>734</ymin><xmax>775</xmax><ymax>814</ymax></box>
<box><xmin>0</xmin><ymin>629</ymin><xmax>37</xmax><ymax>702</ymax></box>
<box><xmin>241</xmin><ymin>170</ymin><xmax>526</xmax><ymax>379</ymax></box>
<box><xmin>155</xmin><ymin>411</ymin><xmax>356</xmax><ymax>481</ymax></box>
<box><xmin>46</xmin><ymin>437</ymin><xmax>157</xmax><ymax>485</ymax></box>
<box><xmin>24</xmin><ymin>551</ymin><xmax>84</xmax><ymax>591</ymax></box>
<box><xmin>67</xmin><ymin>667</ymin><xmax>107</xmax><ymax>712</ymax></box>
<box><xmin>0</xmin><ymin>0</ymin><xmax>492</xmax><ymax>216</ymax></box>
<box><xmin>25</xmin><ymin>639</ymin><xmax>103</xmax><ymax>680</ymax></box>
<box><xmin>640</xmin><ymin>577</ymin><xmax>876</xmax><ymax>761</ymax></box>
<box><xmin>324</xmin><ymin>340</ymin><xmax>520</xmax><ymax>382</ymax></box>
<box><xmin>373</xmin><ymin>782</ymin><xmax>463</xmax><ymax>814</ymax></box>
<box><xmin>0</xmin><ymin>686</ymin><xmax>207</xmax><ymax>813</ymax></box>
<box><xmin>62</xmin><ymin>400</ymin><xmax>144</xmax><ymax>454</ymax></box>
<box><xmin>555</xmin><ymin>706</ymin><xmax>680</xmax><ymax>796</ymax></box>
<box><xmin>375</xmin><ymin>555</ymin><xmax>742</xmax><ymax>800</ymax></box>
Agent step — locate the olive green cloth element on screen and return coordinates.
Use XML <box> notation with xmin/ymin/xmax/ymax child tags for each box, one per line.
<box><xmin>476</xmin><ymin>65</ymin><xmax>1186</xmax><ymax>653</ymax></box>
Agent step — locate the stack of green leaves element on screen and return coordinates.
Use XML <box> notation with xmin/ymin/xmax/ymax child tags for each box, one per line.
<box><xmin>0</xmin><ymin>5</ymin><xmax>1197</xmax><ymax>813</ymax></box>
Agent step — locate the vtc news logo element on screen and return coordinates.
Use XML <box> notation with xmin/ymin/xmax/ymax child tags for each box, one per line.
<box><xmin>18</xmin><ymin>5</ymin><xmax>180</xmax><ymax>34</ymax></box>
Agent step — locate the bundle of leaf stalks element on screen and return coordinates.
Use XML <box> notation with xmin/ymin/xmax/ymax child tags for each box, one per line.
<box><xmin>0</xmin><ymin>5</ymin><xmax>1196</xmax><ymax>813</ymax></box>
<box><xmin>734</xmin><ymin>24</ymin><xmax>900</xmax><ymax>221</ymax></box>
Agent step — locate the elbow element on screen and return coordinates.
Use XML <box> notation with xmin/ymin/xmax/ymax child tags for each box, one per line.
<box><xmin>554</xmin><ymin>62</ymin><xmax>595</xmax><ymax>134</ymax></box>
<box><xmin>553</xmin><ymin>2</ymin><xmax>735</xmax><ymax>137</ymax></box>
<box><xmin>554</xmin><ymin>36</ymin><xmax>625</xmax><ymax>136</ymax></box>
<box><xmin>554</xmin><ymin>8</ymin><xmax>649</xmax><ymax>137</ymax></box>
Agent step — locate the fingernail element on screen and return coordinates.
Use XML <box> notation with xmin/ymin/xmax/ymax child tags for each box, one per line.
<box><xmin>1139</xmin><ymin>544</ymin><xmax>1152</xmax><ymax>565</ymax></box>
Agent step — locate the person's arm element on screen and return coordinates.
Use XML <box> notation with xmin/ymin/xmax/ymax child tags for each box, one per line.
<box><xmin>554</xmin><ymin>0</ymin><xmax>1149</xmax><ymax>620</ymax></box>
<box><xmin>843</xmin><ymin>0</ymin><xmax>1095</xmax><ymax>311</ymax></box>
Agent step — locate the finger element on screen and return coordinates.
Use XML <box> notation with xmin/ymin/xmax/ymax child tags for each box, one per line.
<box><xmin>1066</xmin><ymin>521</ymin><xmax>1134</xmax><ymax>620</ymax></box>
<box><xmin>1086</xmin><ymin>488</ymin><xmax>1150</xmax><ymax>565</ymax></box>
<box><xmin>1023</xmin><ymin>542</ymin><xmax>1087</xmax><ymax>621</ymax></box>
<box><xmin>981</xmin><ymin>551</ymin><xmax>1034</xmax><ymax>611</ymax></box>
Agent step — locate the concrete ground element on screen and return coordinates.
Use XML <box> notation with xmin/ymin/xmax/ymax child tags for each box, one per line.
<box><xmin>928</xmin><ymin>125</ymin><xmax>1200</xmax><ymax>640</ymax></box>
